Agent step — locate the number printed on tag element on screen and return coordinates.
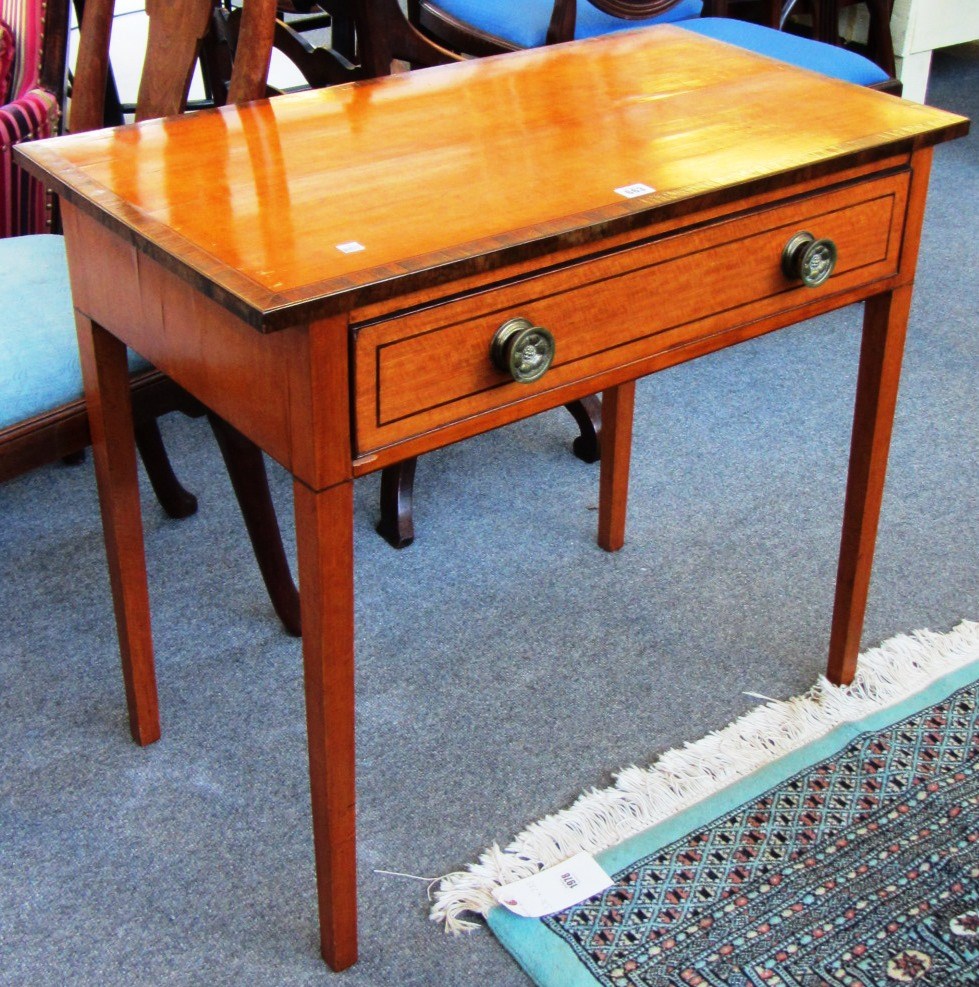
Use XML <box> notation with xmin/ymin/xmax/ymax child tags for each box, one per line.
<box><xmin>614</xmin><ymin>183</ymin><xmax>655</xmax><ymax>199</ymax></box>
<box><xmin>492</xmin><ymin>852</ymin><xmax>614</xmax><ymax>918</ymax></box>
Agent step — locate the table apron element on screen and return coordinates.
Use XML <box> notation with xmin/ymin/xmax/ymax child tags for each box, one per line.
<box><xmin>60</xmin><ymin>160</ymin><xmax>921</xmax><ymax>489</ymax></box>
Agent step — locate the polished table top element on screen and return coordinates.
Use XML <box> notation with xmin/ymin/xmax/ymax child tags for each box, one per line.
<box><xmin>21</xmin><ymin>26</ymin><xmax>967</xmax><ymax>332</ymax></box>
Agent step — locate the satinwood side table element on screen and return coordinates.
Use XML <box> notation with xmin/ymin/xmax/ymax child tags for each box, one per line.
<box><xmin>18</xmin><ymin>24</ymin><xmax>968</xmax><ymax>971</ymax></box>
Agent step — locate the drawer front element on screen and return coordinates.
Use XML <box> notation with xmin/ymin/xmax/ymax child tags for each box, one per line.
<box><xmin>353</xmin><ymin>171</ymin><xmax>908</xmax><ymax>455</ymax></box>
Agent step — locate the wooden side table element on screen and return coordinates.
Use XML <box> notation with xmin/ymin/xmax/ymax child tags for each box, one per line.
<box><xmin>17</xmin><ymin>24</ymin><xmax>968</xmax><ymax>971</ymax></box>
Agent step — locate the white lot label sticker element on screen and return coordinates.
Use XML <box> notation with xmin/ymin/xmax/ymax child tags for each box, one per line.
<box><xmin>336</xmin><ymin>241</ymin><xmax>366</xmax><ymax>254</ymax></box>
<box><xmin>492</xmin><ymin>852</ymin><xmax>614</xmax><ymax>918</ymax></box>
<box><xmin>614</xmin><ymin>183</ymin><xmax>655</xmax><ymax>198</ymax></box>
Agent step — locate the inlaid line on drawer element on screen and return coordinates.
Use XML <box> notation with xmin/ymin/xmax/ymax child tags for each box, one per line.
<box><xmin>373</xmin><ymin>192</ymin><xmax>898</xmax><ymax>430</ymax></box>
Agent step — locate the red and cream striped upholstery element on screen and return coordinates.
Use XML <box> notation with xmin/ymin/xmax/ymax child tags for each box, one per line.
<box><xmin>0</xmin><ymin>0</ymin><xmax>62</xmax><ymax>238</ymax></box>
<box><xmin>0</xmin><ymin>19</ymin><xmax>15</xmax><ymax>100</ymax></box>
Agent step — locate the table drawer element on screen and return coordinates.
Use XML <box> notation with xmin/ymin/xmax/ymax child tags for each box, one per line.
<box><xmin>352</xmin><ymin>171</ymin><xmax>909</xmax><ymax>455</ymax></box>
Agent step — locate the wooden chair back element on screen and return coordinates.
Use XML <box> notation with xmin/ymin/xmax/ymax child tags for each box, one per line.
<box><xmin>811</xmin><ymin>0</ymin><xmax>896</xmax><ymax>77</ymax></box>
<box><xmin>204</xmin><ymin>0</ymin><xmax>457</xmax><ymax>102</ymax></box>
<box><xmin>71</xmin><ymin>0</ymin><xmax>275</xmax><ymax>133</ymax></box>
<box><xmin>407</xmin><ymin>0</ymin><xmax>707</xmax><ymax>57</ymax></box>
<box><xmin>202</xmin><ymin>1</ymin><xmax>356</xmax><ymax>105</ymax></box>
<box><xmin>545</xmin><ymin>0</ymin><xmax>701</xmax><ymax>44</ymax></box>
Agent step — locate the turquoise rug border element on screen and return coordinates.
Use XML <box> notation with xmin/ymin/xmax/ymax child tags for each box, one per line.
<box><xmin>487</xmin><ymin>656</ymin><xmax>979</xmax><ymax>987</ymax></box>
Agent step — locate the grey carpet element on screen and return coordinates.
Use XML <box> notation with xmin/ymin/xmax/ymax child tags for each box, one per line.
<box><xmin>1</xmin><ymin>44</ymin><xmax>976</xmax><ymax>987</ymax></box>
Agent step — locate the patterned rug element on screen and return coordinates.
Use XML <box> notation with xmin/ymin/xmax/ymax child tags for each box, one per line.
<box><xmin>433</xmin><ymin>623</ymin><xmax>979</xmax><ymax>986</ymax></box>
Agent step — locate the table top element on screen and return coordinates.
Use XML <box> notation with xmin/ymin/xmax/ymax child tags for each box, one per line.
<box><xmin>19</xmin><ymin>24</ymin><xmax>967</xmax><ymax>331</ymax></box>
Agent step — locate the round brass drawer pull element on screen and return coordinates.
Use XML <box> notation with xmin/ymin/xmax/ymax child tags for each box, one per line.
<box><xmin>781</xmin><ymin>231</ymin><xmax>838</xmax><ymax>288</ymax></box>
<box><xmin>490</xmin><ymin>317</ymin><xmax>555</xmax><ymax>383</ymax></box>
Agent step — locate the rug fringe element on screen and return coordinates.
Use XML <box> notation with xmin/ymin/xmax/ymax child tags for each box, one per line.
<box><xmin>430</xmin><ymin>620</ymin><xmax>979</xmax><ymax>932</ymax></box>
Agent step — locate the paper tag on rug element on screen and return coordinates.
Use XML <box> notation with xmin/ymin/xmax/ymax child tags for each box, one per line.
<box><xmin>492</xmin><ymin>853</ymin><xmax>613</xmax><ymax>918</ymax></box>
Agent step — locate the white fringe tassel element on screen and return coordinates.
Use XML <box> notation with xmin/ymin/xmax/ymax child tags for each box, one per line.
<box><xmin>431</xmin><ymin>620</ymin><xmax>979</xmax><ymax>932</ymax></box>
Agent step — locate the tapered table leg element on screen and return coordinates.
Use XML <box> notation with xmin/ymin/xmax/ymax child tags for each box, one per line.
<box><xmin>827</xmin><ymin>287</ymin><xmax>912</xmax><ymax>685</ymax></box>
<box><xmin>293</xmin><ymin>478</ymin><xmax>358</xmax><ymax>971</ymax></box>
<box><xmin>598</xmin><ymin>380</ymin><xmax>636</xmax><ymax>552</ymax></box>
<box><xmin>76</xmin><ymin>319</ymin><xmax>160</xmax><ymax>745</ymax></box>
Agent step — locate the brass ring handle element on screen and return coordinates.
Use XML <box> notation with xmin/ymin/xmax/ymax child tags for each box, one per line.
<box><xmin>781</xmin><ymin>231</ymin><xmax>838</xmax><ymax>288</ymax></box>
<box><xmin>490</xmin><ymin>317</ymin><xmax>555</xmax><ymax>384</ymax></box>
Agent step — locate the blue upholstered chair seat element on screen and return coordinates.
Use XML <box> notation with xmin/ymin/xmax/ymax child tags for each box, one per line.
<box><xmin>429</xmin><ymin>0</ymin><xmax>704</xmax><ymax>49</ymax></box>
<box><xmin>682</xmin><ymin>17</ymin><xmax>889</xmax><ymax>86</ymax></box>
<box><xmin>0</xmin><ymin>234</ymin><xmax>150</xmax><ymax>431</ymax></box>
<box><xmin>422</xmin><ymin>3</ymin><xmax>889</xmax><ymax>87</ymax></box>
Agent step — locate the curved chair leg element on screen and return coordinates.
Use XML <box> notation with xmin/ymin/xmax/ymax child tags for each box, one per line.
<box><xmin>375</xmin><ymin>398</ymin><xmax>602</xmax><ymax>548</ymax></box>
<box><xmin>207</xmin><ymin>413</ymin><xmax>302</xmax><ymax>637</ymax></box>
<box><xmin>377</xmin><ymin>457</ymin><xmax>417</xmax><ymax>549</ymax></box>
<box><xmin>135</xmin><ymin>418</ymin><xmax>199</xmax><ymax>519</ymax></box>
<box><xmin>565</xmin><ymin>394</ymin><xmax>602</xmax><ymax>464</ymax></box>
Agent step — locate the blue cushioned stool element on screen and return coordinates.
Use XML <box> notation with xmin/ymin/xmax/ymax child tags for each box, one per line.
<box><xmin>682</xmin><ymin>17</ymin><xmax>890</xmax><ymax>88</ymax></box>
<box><xmin>0</xmin><ymin>235</ymin><xmax>150</xmax><ymax>432</ymax></box>
<box><xmin>0</xmin><ymin>233</ymin><xmax>204</xmax><ymax>519</ymax></box>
